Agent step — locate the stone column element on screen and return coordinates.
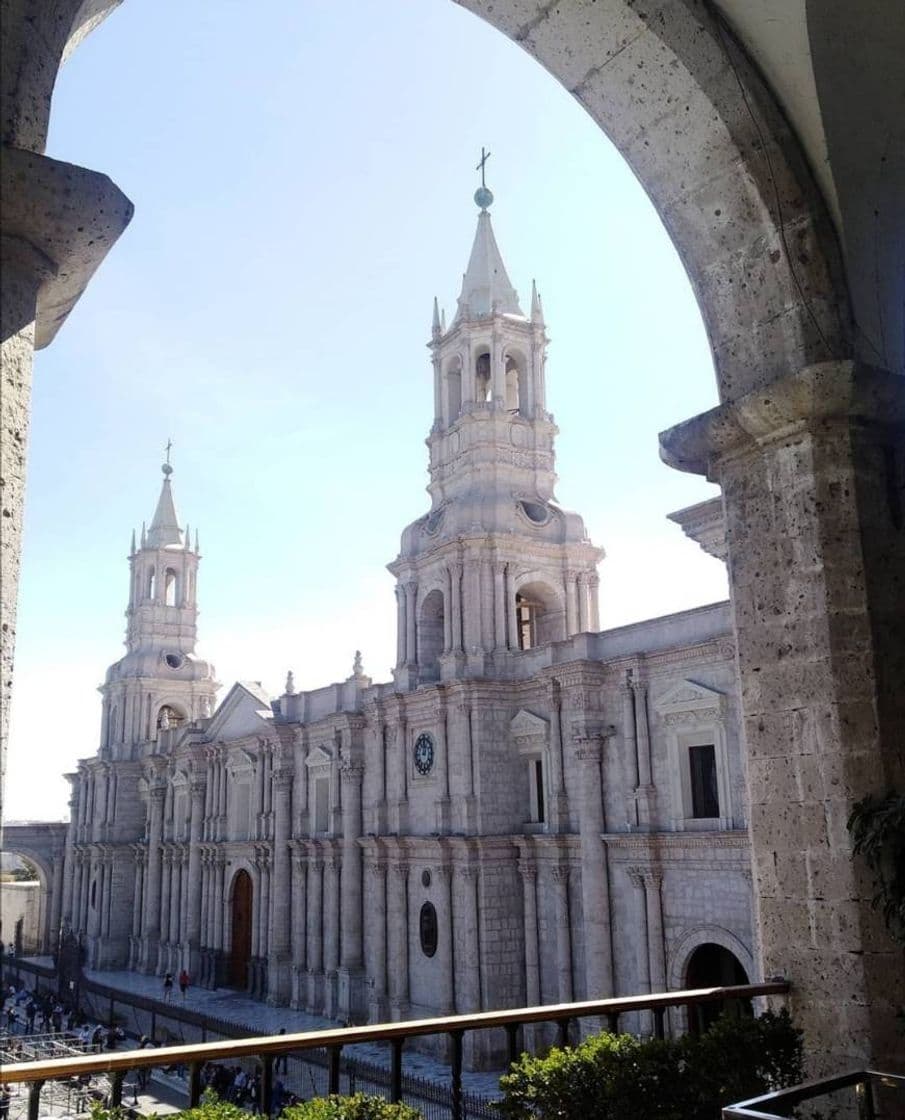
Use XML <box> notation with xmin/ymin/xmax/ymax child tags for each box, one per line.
<box><xmin>463</xmin><ymin>557</ymin><xmax>482</xmax><ymax>652</ymax></box>
<box><xmin>519</xmin><ymin>861</ymin><xmax>540</xmax><ymax>1043</ymax></box>
<box><xmin>627</xmin><ymin>868</ymin><xmax>652</xmax><ymax>1035</ymax></box>
<box><xmin>404</xmin><ymin>581</ymin><xmax>417</xmax><ymax>667</ymax></box>
<box><xmin>169</xmin><ymin>848</ymin><xmax>183</xmax><ymax>957</ymax></box>
<box><xmin>589</xmin><ymin>575</ymin><xmax>600</xmax><ymax>631</ymax></box>
<box><xmin>48</xmin><ymin>853</ymin><xmax>63</xmax><ymax>953</ymax></box>
<box><xmin>443</xmin><ymin>568</ymin><xmax>453</xmax><ymax>652</ymax></box>
<box><xmin>393</xmin><ymin>713</ymin><xmax>408</xmax><ymax>834</ymax></box>
<box><xmin>158</xmin><ymin>850</ymin><xmax>173</xmax><ymax>971</ymax></box>
<box><xmin>564</xmin><ymin>571</ymin><xmax>578</xmax><ymax>636</ymax></box>
<box><xmin>389</xmin><ymin>861</ymin><xmax>410</xmax><ymax>1018</ymax></box>
<box><xmin>631</xmin><ymin>680</ymin><xmax>655</xmax><ymax>826</ymax></box>
<box><xmin>434</xmin><ymin>702</ymin><xmax>451</xmax><ymax>834</ymax></box>
<box><xmin>547</xmin><ymin>681</ymin><xmax>569</xmax><ymax>831</ymax></box>
<box><xmin>551</xmin><ymin>865</ymin><xmax>573</xmax><ymax>1002</ymax></box>
<box><xmin>395</xmin><ymin>585</ymin><xmax>406</xmax><ymax>667</ymax></box>
<box><xmin>660</xmin><ymin>361</ymin><xmax>905</xmax><ymax>1071</ymax></box>
<box><xmin>455</xmin><ymin>865</ymin><xmax>480</xmax><ymax>1014</ymax></box>
<box><xmin>186</xmin><ymin>778</ymin><xmax>205</xmax><ymax>975</ymax></box>
<box><xmin>450</xmin><ymin>562</ymin><xmax>464</xmax><ymax>653</ymax></box>
<box><xmin>323</xmin><ymin>855</ymin><xmax>340</xmax><ymax>1017</ymax></box>
<box><xmin>267</xmin><ymin>770</ymin><xmax>293</xmax><ymax>1004</ymax></box>
<box><xmin>574</xmin><ymin>734</ymin><xmax>613</xmax><ymax>999</ymax></box>
<box><xmin>366</xmin><ymin>859</ymin><xmax>388</xmax><ymax>1022</ymax></box>
<box><xmin>339</xmin><ymin>763</ymin><xmax>364</xmax><ymax>1020</ymax></box>
<box><xmin>493</xmin><ymin>562</ymin><xmax>507</xmax><ymax>650</ymax></box>
<box><xmin>643</xmin><ymin>870</ymin><xmax>666</xmax><ymax>994</ymax></box>
<box><xmin>577</xmin><ymin>573</ymin><xmax>590</xmax><ymax>632</ymax></box>
<box><xmin>142</xmin><ymin>781</ymin><xmax>166</xmax><ymax>969</ymax></box>
<box><xmin>290</xmin><ymin>848</ymin><xmax>307</xmax><ymax>1008</ymax></box>
<box><xmin>306</xmin><ymin>855</ymin><xmax>323</xmax><ymax>1011</ymax></box>
<box><xmin>435</xmin><ymin>864</ymin><xmax>455</xmax><ymax>1014</ymax></box>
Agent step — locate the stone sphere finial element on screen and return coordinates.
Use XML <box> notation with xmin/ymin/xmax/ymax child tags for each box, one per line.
<box><xmin>474</xmin><ymin>186</ymin><xmax>494</xmax><ymax>210</ymax></box>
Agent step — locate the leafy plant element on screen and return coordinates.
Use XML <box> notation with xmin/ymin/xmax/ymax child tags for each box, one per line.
<box><xmin>283</xmin><ymin>1095</ymin><xmax>423</xmax><ymax>1119</ymax></box>
<box><xmin>497</xmin><ymin>1009</ymin><xmax>803</xmax><ymax>1120</ymax></box>
<box><xmin>847</xmin><ymin>791</ymin><xmax>905</xmax><ymax>945</ymax></box>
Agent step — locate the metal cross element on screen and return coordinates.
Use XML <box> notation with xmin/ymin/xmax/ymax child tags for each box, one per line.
<box><xmin>476</xmin><ymin>147</ymin><xmax>491</xmax><ymax>187</ymax></box>
<box><xmin>165</xmin><ymin>438</ymin><xmax>173</xmax><ymax>465</ymax></box>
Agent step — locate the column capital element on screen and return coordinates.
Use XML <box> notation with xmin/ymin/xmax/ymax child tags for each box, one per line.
<box><xmin>391</xmin><ymin>861</ymin><xmax>410</xmax><ymax>878</ymax></box>
<box><xmin>340</xmin><ymin>761</ymin><xmax>365</xmax><ymax>785</ymax></box>
<box><xmin>517</xmin><ymin>861</ymin><xmax>537</xmax><ymax>881</ymax></box>
<box><xmin>659</xmin><ymin>361</ymin><xmax>903</xmax><ymax>481</ymax></box>
<box><xmin>550</xmin><ymin>864</ymin><xmax>571</xmax><ymax>884</ymax></box>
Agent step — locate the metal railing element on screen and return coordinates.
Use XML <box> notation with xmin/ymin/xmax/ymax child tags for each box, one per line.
<box><xmin>722</xmin><ymin>1069</ymin><xmax>904</xmax><ymax>1119</ymax></box>
<box><xmin>0</xmin><ymin>981</ymin><xmax>787</xmax><ymax>1120</ymax></box>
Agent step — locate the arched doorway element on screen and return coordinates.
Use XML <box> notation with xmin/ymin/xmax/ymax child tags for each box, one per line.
<box><xmin>228</xmin><ymin>870</ymin><xmax>253</xmax><ymax>990</ymax></box>
<box><xmin>418</xmin><ymin>589</ymin><xmax>445</xmax><ymax>682</ymax></box>
<box><xmin>685</xmin><ymin>942</ymin><xmax>750</xmax><ymax>1035</ymax></box>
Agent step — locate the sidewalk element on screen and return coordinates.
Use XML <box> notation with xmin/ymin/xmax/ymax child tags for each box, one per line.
<box><xmin>82</xmin><ymin>968</ymin><xmax>504</xmax><ymax>1099</ymax></box>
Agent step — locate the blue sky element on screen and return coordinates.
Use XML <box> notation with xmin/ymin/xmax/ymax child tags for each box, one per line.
<box><xmin>6</xmin><ymin>0</ymin><xmax>726</xmax><ymax>820</ymax></box>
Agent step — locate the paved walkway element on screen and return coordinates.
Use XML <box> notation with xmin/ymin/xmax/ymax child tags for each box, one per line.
<box><xmin>82</xmin><ymin>968</ymin><xmax>504</xmax><ymax>1099</ymax></box>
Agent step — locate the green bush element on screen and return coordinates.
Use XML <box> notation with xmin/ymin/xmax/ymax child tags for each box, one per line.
<box><xmin>497</xmin><ymin>1009</ymin><xmax>803</xmax><ymax>1120</ymax></box>
<box><xmin>283</xmin><ymin>1094</ymin><xmax>423</xmax><ymax>1119</ymax></box>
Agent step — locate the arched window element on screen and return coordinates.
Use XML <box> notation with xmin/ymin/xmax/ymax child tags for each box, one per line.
<box><xmin>475</xmin><ymin>351</ymin><xmax>491</xmax><ymax>403</ymax></box>
<box><xmin>146</xmin><ymin>567</ymin><xmax>156</xmax><ymax>600</ymax></box>
<box><xmin>446</xmin><ymin>359</ymin><xmax>462</xmax><ymax>423</ymax></box>
<box><xmin>505</xmin><ymin>355</ymin><xmax>520</xmax><ymax>412</ymax></box>
<box><xmin>164</xmin><ymin>567</ymin><xmax>178</xmax><ymax>606</ymax></box>
<box><xmin>418</xmin><ymin>589</ymin><xmax>445</xmax><ymax>682</ymax></box>
<box><xmin>156</xmin><ymin>705</ymin><xmax>185</xmax><ymax>732</ymax></box>
<box><xmin>515</xmin><ymin>582</ymin><xmax>565</xmax><ymax>650</ymax></box>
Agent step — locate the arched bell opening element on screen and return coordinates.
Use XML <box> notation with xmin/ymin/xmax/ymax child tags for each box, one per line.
<box><xmin>685</xmin><ymin>942</ymin><xmax>751</xmax><ymax>1035</ymax></box>
<box><xmin>418</xmin><ymin>589</ymin><xmax>445</xmax><ymax>682</ymax></box>
<box><xmin>514</xmin><ymin>581</ymin><xmax>565</xmax><ymax>650</ymax></box>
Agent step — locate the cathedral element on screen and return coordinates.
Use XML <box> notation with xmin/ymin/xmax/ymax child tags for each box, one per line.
<box><xmin>59</xmin><ymin>184</ymin><xmax>755</xmax><ymax>1061</ymax></box>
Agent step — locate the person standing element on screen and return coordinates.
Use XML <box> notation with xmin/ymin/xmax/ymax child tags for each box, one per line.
<box><xmin>162</xmin><ymin>973</ymin><xmax>174</xmax><ymax>1002</ymax></box>
<box><xmin>178</xmin><ymin>969</ymin><xmax>190</xmax><ymax>1000</ymax></box>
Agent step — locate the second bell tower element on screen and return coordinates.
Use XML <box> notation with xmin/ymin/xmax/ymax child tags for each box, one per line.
<box><xmin>389</xmin><ymin>172</ymin><xmax>603</xmax><ymax>687</ymax></box>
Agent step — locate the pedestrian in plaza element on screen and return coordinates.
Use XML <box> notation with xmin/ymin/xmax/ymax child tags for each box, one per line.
<box><xmin>25</xmin><ymin>999</ymin><xmax>36</xmax><ymax>1033</ymax></box>
<box><xmin>275</xmin><ymin>1027</ymin><xmax>287</xmax><ymax>1073</ymax></box>
<box><xmin>178</xmin><ymin>968</ymin><xmax>190</xmax><ymax>1000</ymax></box>
<box><xmin>52</xmin><ymin>1003</ymin><xmax>63</xmax><ymax>1032</ymax></box>
<box><xmin>270</xmin><ymin>1078</ymin><xmax>285</xmax><ymax>1117</ymax></box>
<box><xmin>162</xmin><ymin>972</ymin><xmax>174</xmax><ymax>1002</ymax></box>
<box><xmin>5</xmin><ymin>1003</ymin><xmax>17</xmax><ymax>1032</ymax></box>
<box><xmin>0</xmin><ymin>1083</ymin><xmax>11</xmax><ymax>1120</ymax></box>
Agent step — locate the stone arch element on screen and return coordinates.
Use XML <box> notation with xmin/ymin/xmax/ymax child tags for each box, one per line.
<box><xmin>513</xmin><ymin>577</ymin><xmax>565</xmax><ymax>649</ymax></box>
<box><xmin>668</xmin><ymin>924</ymin><xmax>755</xmax><ymax>992</ymax></box>
<box><xmin>0</xmin><ymin>845</ymin><xmax>54</xmax><ymax>956</ymax></box>
<box><xmin>460</xmin><ymin>0</ymin><xmax>852</xmax><ymax>398</ymax></box>
<box><xmin>417</xmin><ymin>587</ymin><xmax>445</xmax><ymax>682</ymax></box>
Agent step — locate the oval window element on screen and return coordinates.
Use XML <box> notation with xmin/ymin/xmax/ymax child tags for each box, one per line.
<box><xmin>419</xmin><ymin>902</ymin><xmax>438</xmax><ymax>958</ymax></box>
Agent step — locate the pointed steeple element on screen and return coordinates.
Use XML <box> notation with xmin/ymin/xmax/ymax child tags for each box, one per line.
<box><xmin>457</xmin><ymin>208</ymin><xmax>523</xmax><ymax>320</ymax></box>
<box><xmin>432</xmin><ymin>296</ymin><xmax>442</xmax><ymax>339</ymax></box>
<box><xmin>147</xmin><ymin>467</ymin><xmax>183</xmax><ymax>548</ymax></box>
<box><xmin>531</xmin><ymin>279</ymin><xmax>545</xmax><ymax>326</ymax></box>
<box><xmin>130</xmin><ymin>529</ymin><xmax>136</xmax><ymax>557</ymax></box>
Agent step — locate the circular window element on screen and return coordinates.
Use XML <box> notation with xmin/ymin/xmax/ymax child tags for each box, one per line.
<box><xmin>419</xmin><ymin>902</ymin><xmax>438</xmax><ymax>958</ymax></box>
<box><xmin>421</xmin><ymin>869</ymin><xmax>432</xmax><ymax>889</ymax></box>
<box><xmin>519</xmin><ymin>500</ymin><xmax>550</xmax><ymax>525</ymax></box>
<box><xmin>413</xmin><ymin>733</ymin><xmax>435</xmax><ymax>776</ymax></box>
<box><xmin>164</xmin><ymin>652</ymin><xmax>184</xmax><ymax>670</ymax></box>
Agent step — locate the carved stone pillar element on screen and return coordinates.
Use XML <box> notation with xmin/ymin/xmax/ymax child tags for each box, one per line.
<box><xmin>435</xmin><ymin>864</ymin><xmax>455</xmax><ymax>1015</ymax></box>
<box><xmin>395</xmin><ymin>585</ymin><xmax>406</xmax><ymax>667</ymax></box>
<box><xmin>551</xmin><ymin>865</ymin><xmax>573</xmax><ymax>1003</ymax></box>
<box><xmin>268</xmin><ymin>770</ymin><xmax>293</xmax><ymax>1004</ymax></box>
<box><xmin>306</xmin><ymin>855</ymin><xmax>324</xmax><ymax>1011</ymax></box>
<box><xmin>339</xmin><ymin>762</ymin><xmax>365</xmax><ymax>1021</ymax></box>
<box><xmin>573</xmin><ymin>733</ymin><xmax>613</xmax><ymax>999</ymax></box>
<box><xmin>661</xmin><ymin>361</ymin><xmax>905</xmax><ymax>1071</ymax></box>
<box><xmin>450</xmin><ymin>562</ymin><xmax>464</xmax><ymax>653</ymax></box>
<box><xmin>389</xmin><ymin>861</ymin><xmax>410</xmax><ymax>1018</ymax></box>
<box><xmin>627</xmin><ymin>868</ymin><xmax>653</xmax><ymax>1036</ymax></box>
<box><xmin>631</xmin><ymin>679</ymin><xmax>656</xmax><ymax>826</ymax></box>
<box><xmin>454</xmin><ymin>865</ymin><xmax>480</xmax><ymax>1014</ymax></box>
<box><xmin>366</xmin><ymin>859</ymin><xmax>388</xmax><ymax>1022</ymax></box>
<box><xmin>493</xmin><ymin>561</ymin><xmax>508</xmax><ymax>650</ymax></box>
<box><xmin>404</xmin><ymin>581</ymin><xmax>417</xmax><ymax>667</ymax></box>
<box><xmin>141</xmin><ymin>779</ymin><xmax>166</xmax><ymax>970</ymax></box>
<box><xmin>186</xmin><ymin>777</ymin><xmax>205</xmax><ymax>975</ymax></box>
<box><xmin>290</xmin><ymin>847</ymin><xmax>307</xmax><ymax>1008</ymax></box>
<box><xmin>323</xmin><ymin>855</ymin><xmax>341</xmax><ymax>1018</ymax></box>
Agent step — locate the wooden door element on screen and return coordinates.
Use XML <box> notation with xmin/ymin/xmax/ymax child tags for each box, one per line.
<box><xmin>229</xmin><ymin>870</ymin><xmax>253</xmax><ymax>989</ymax></box>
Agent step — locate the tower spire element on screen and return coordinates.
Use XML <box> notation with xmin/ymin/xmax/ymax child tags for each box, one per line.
<box><xmin>531</xmin><ymin>279</ymin><xmax>545</xmax><ymax>326</ymax></box>
<box><xmin>147</xmin><ymin>441</ymin><xmax>182</xmax><ymax>548</ymax></box>
<box><xmin>456</xmin><ymin>154</ymin><xmax>522</xmax><ymax>321</ymax></box>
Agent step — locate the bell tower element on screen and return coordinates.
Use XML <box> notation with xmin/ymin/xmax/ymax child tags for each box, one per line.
<box><xmin>389</xmin><ymin>164</ymin><xmax>603</xmax><ymax>688</ymax></box>
<box><xmin>98</xmin><ymin>451</ymin><xmax>218</xmax><ymax>758</ymax></box>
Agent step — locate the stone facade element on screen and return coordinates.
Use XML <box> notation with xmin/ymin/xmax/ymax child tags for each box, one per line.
<box><xmin>59</xmin><ymin>197</ymin><xmax>757</xmax><ymax>1063</ymax></box>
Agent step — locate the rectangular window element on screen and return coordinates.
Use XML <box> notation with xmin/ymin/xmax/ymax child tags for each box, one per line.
<box><xmin>314</xmin><ymin>776</ymin><xmax>329</xmax><ymax>833</ymax></box>
<box><xmin>534</xmin><ymin>758</ymin><xmax>545</xmax><ymax>824</ymax></box>
<box><xmin>689</xmin><ymin>744</ymin><xmax>719</xmax><ymax>818</ymax></box>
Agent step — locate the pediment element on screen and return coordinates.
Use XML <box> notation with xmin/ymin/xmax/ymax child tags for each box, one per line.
<box><xmin>305</xmin><ymin>744</ymin><xmax>333</xmax><ymax>769</ymax></box>
<box><xmin>656</xmin><ymin>679</ymin><xmax>725</xmax><ymax>712</ymax></box>
<box><xmin>510</xmin><ymin>709</ymin><xmax>548</xmax><ymax>739</ymax></box>
<box><xmin>206</xmin><ymin>681</ymin><xmax>274</xmax><ymax>742</ymax></box>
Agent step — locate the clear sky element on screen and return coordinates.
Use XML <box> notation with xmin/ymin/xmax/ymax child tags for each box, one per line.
<box><xmin>5</xmin><ymin>0</ymin><xmax>726</xmax><ymax>822</ymax></box>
